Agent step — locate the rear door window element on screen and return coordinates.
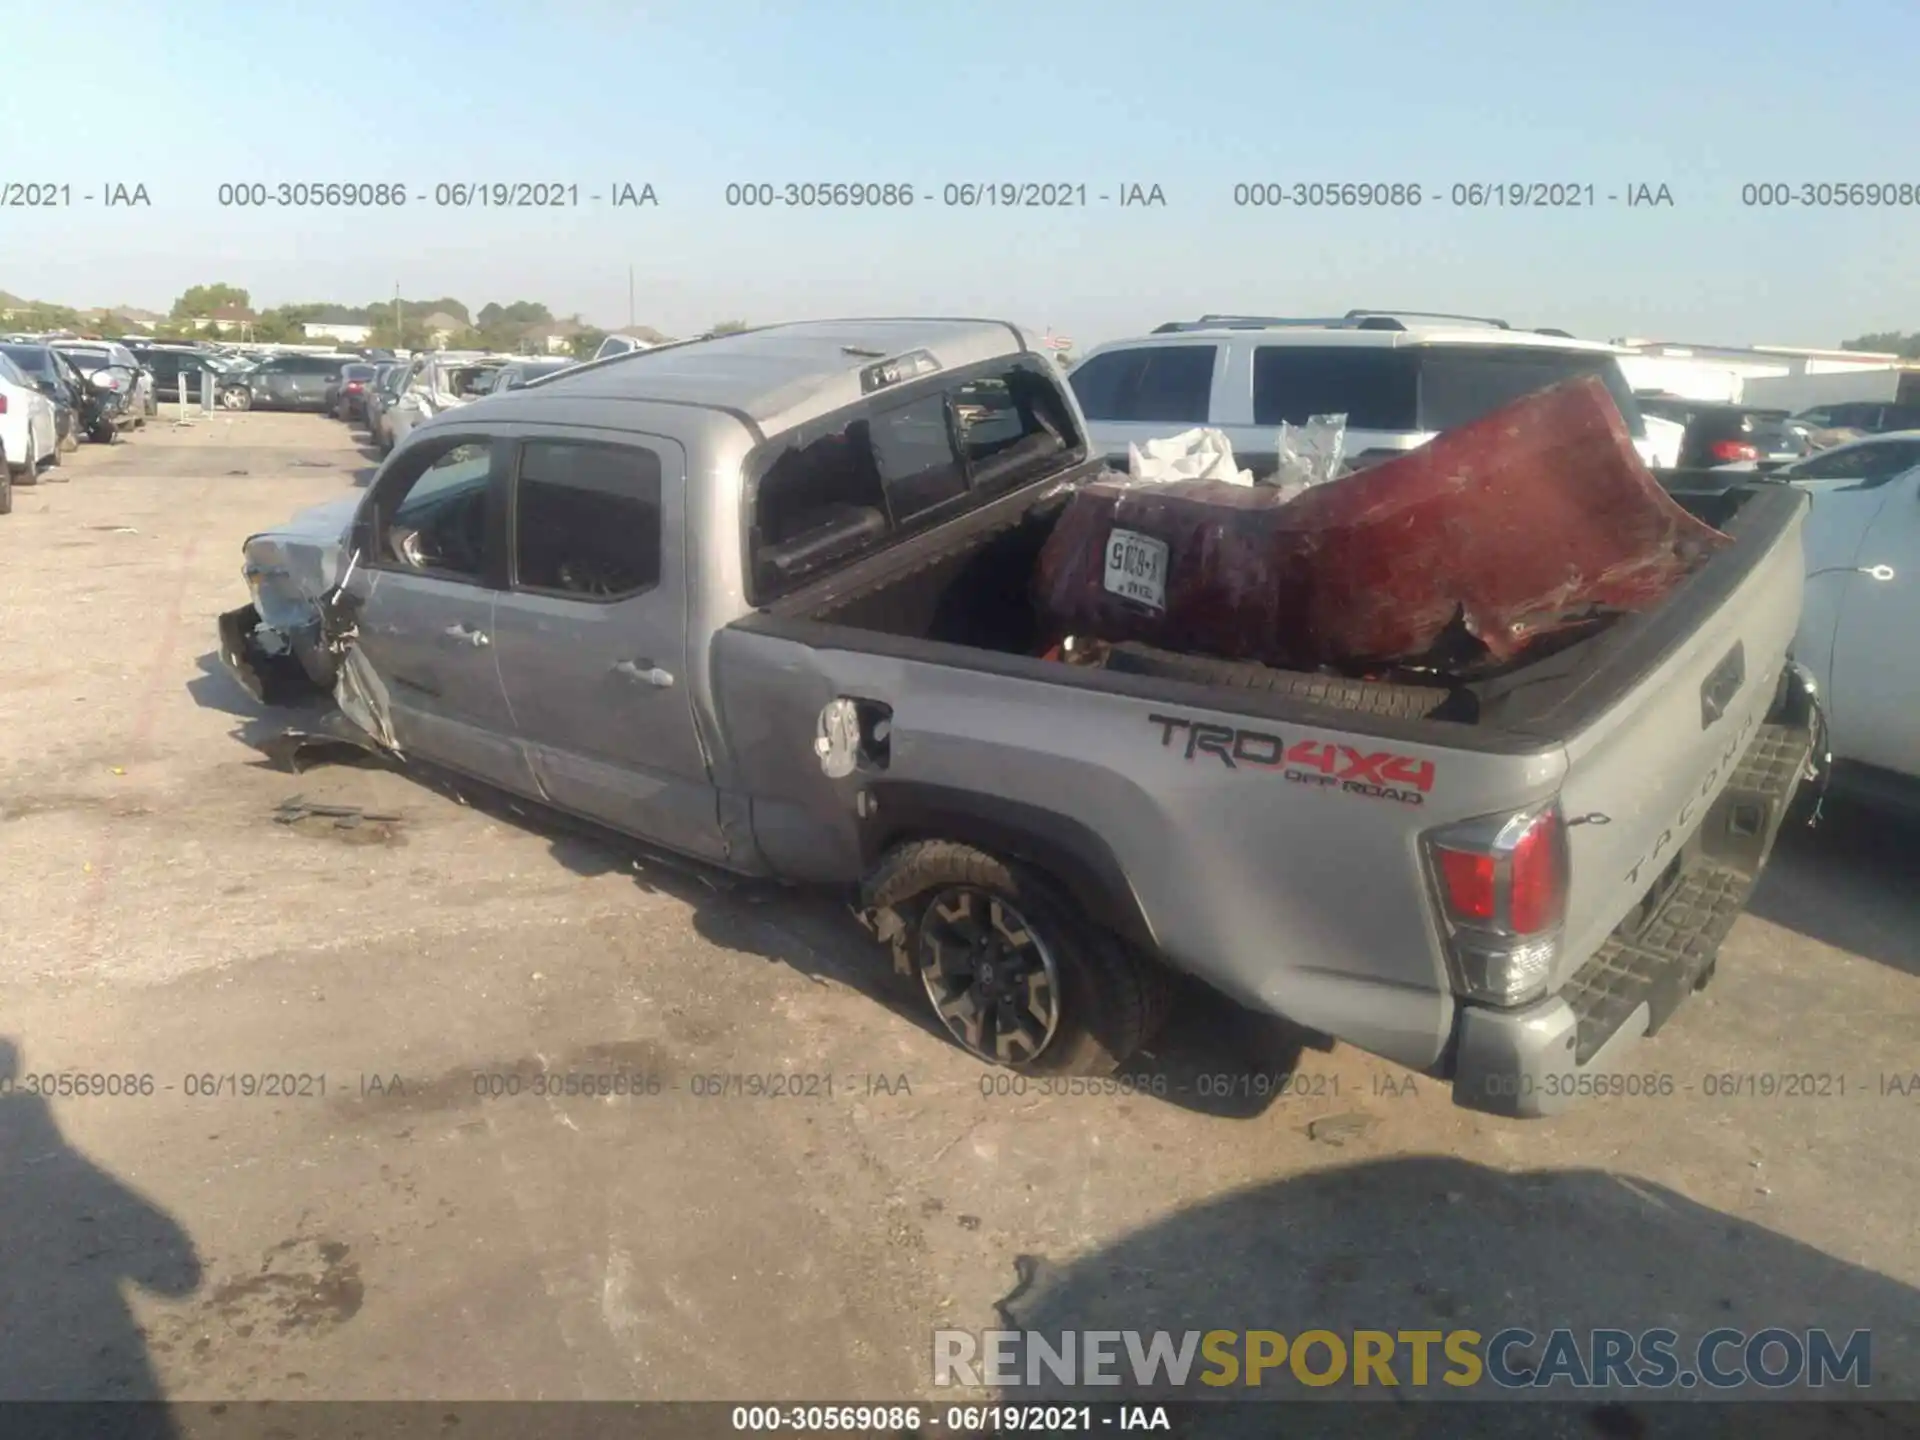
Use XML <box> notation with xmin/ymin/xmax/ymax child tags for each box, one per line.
<box><xmin>510</xmin><ymin>440</ymin><xmax>663</xmax><ymax>599</ymax></box>
<box><xmin>1069</xmin><ymin>345</ymin><xmax>1216</xmax><ymax>423</ymax></box>
<box><xmin>1252</xmin><ymin>346</ymin><xmax>1419</xmax><ymax>429</ymax></box>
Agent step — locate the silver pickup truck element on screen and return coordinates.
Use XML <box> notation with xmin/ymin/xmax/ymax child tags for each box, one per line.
<box><xmin>219</xmin><ymin>318</ymin><xmax>1822</xmax><ymax>1117</ymax></box>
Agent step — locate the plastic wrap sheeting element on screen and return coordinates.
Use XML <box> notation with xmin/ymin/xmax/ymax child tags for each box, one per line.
<box><xmin>1033</xmin><ymin>376</ymin><xmax>1733</xmax><ymax>671</ymax></box>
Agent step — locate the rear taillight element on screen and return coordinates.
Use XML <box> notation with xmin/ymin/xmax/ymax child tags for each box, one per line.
<box><xmin>1711</xmin><ymin>439</ymin><xmax>1760</xmax><ymax>462</ymax></box>
<box><xmin>0</xmin><ymin>395</ymin><xmax>8</xmax><ymax>414</ymax></box>
<box><xmin>1424</xmin><ymin>801</ymin><xmax>1570</xmax><ymax>1006</ymax></box>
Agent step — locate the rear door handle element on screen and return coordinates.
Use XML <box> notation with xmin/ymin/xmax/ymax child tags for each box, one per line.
<box><xmin>443</xmin><ymin>623</ymin><xmax>491</xmax><ymax>648</ymax></box>
<box><xmin>612</xmin><ymin>659</ymin><xmax>674</xmax><ymax>688</ymax></box>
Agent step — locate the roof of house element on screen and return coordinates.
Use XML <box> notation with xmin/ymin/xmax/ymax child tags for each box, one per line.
<box><xmin>526</xmin><ymin>319</ymin><xmax>584</xmax><ymax>338</ymax></box>
<box><xmin>531</xmin><ymin>317</ymin><xmax>1032</xmax><ymax>435</ymax></box>
<box><xmin>421</xmin><ymin>311</ymin><xmax>466</xmax><ymax>331</ymax></box>
<box><xmin>209</xmin><ymin>305</ymin><xmax>256</xmax><ymax>322</ymax></box>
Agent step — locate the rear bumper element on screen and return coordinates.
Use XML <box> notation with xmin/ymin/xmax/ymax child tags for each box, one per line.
<box><xmin>1448</xmin><ymin>669</ymin><xmax>1821</xmax><ymax>1118</ymax></box>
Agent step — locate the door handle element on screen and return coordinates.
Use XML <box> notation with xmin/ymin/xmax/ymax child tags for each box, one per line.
<box><xmin>612</xmin><ymin>659</ymin><xmax>674</xmax><ymax>688</ymax></box>
<box><xmin>443</xmin><ymin>623</ymin><xmax>491</xmax><ymax>648</ymax></box>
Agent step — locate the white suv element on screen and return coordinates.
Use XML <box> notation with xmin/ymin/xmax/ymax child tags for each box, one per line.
<box><xmin>1067</xmin><ymin>311</ymin><xmax>1672</xmax><ymax>474</ymax></box>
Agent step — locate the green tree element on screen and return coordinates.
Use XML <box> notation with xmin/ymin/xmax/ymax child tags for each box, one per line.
<box><xmin>14</xmin><ymin>302</ymin><xmax>83</xmax><ymax>331</ymax></box>
<box><xmin>1840</xmin><ymin>330</ymin><xmax>1920</xmax><ymax>359</ymax></box>
<box><xmin>710</xmin><ymin>319</ymin><xmax>749</xmax><ymax>335</ymax></box>
<box><xmin>171</xmin><ymin>283</ymin><xmax>251</xmax><ymax>319</ymax></box>
<box><xmin>572</xmin><ymin>328</ymin><xmax>607</xmax><ymax>359</ymax></box>
<box><xmin>477</xmin><ymin>300</ymin><xmax>553</xmax><ymax>329</ymax></box>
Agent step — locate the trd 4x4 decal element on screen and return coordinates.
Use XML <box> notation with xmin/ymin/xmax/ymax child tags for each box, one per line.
<box><xmin>1148</xmin><ymin>714</ymin><xmax>1435</xmax><ymax>806</ymax></box>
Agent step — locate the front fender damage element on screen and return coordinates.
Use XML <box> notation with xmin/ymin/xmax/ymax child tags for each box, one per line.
<box><xmin>217</xmin><ymin>548</ymin><xmax>402</xmax><ymax>770</ymax></box>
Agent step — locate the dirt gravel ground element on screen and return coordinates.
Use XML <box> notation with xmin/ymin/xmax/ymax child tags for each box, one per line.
<box><xmin>1</xmin><ymin>415</ymin><xmax>1916</xmax><ymax>1419</ymax></box>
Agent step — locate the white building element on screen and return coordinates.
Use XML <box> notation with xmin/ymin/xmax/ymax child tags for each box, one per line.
<box><xmin>1613</xmin><ymin>339</ymin><xmax>1916</xmax><ymax>412</ymax></box>
<box><xmin>304</xmin><ymin>321</ymin><xmax>373</xmax><ymax>345</ymax></box>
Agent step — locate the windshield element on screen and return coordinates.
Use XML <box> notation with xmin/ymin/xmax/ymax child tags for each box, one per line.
<box><xmin>56</xmin><ymin>346</ymin><xmax>114</xmax><ymax>370</ymax></box>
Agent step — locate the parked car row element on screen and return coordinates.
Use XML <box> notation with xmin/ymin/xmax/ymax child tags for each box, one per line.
<box><xmin>354</xmin><ymin>352</ymin><xmax>581</xmax><ymax>453</ymax></box>
<box><xmin>0</xmin><ymin>339</ymin><xmax>157</xmax><ymax>515</ymax></box>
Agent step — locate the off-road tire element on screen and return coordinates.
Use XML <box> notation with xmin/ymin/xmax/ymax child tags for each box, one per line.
<box><xmin>1104</xmin><ymin>641</ymin><xmax>1451</xmax><ymax>719</ymax></box>
<box><xmin>13</xmin><ymin>432</ymin><xmax>38</xmax><ymax>485</ymax></box>
<box><xmin>865</xmin><ymin>840</ymin><xmax>1158</xmax><ymax>1076</ymax></box>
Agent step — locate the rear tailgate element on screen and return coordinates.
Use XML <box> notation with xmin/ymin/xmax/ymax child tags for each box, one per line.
<box><xmin>1543</xmin><ymin>483</ymin><xmax>1811</xmax><ymax>1047</ymax></box>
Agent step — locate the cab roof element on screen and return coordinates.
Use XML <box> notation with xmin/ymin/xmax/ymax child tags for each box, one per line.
<box><xmin>528</xmin><ymin>317</ymin><xmax>1033</xmax><ymax>437</ymax></box>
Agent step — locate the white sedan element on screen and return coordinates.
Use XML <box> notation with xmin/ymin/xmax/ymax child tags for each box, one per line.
<box><xmin>1782</xmin><ymin>431</ymin><xmax>1920</xmax><ymax>809</ymax></box>
<box><xmin>0</xmin><ymin>350</ymin><xmax>61</xmax><ymax>513</ymax></box>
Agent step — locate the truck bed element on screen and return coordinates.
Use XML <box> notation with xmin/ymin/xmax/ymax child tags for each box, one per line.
<box><xmin>744</xmin><ymin>467</ymin><xmax>1801</xmax><ymax>750</ymax></box>
<box><xmin>713</xmin><ymin>467</ymin><xmax>1810</xmax><ymax>1112</ymax></box>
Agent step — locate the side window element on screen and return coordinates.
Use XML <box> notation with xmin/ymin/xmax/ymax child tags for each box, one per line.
<box><xmin>378</xmin><ymin>440</ymin><xmax>497</xmax><ymax>580</ymax></box>
<box><xmin>1254</xmin><ymin>347</ymin><xmax>1420</xmax><ymax>429</ymax></box>
<box><xmin>871</xmin><ymin>394</ymin><xmax>967</xmax><ymax>523</ymax></box>
<box><xmin>511</xmin><ymin>440</ymin><xmax>662</xmax><ymax>599</ymax></box>
<box><xmin>1853</xmin><ymin>441</ymin><xmax>1920</xmax><ymax>481</ymax></box>
<box><xmin>1786</xmin><ymin>442</ymin><xmax>1918</xmax><ymax>482</ymax></box>
<box><xmin>1070</xmin><ymin>346</ymin><xmax>1214</xmax><ymax>424</ymax></box>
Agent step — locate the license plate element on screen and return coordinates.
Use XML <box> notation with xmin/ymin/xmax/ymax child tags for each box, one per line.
<box><xmin>1103</xmin><ymin>527</ymin><xmax>1170</xmax><ymax>612</ymax></box>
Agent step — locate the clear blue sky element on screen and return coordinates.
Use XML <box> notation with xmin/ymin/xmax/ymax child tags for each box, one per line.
<box><xmin>4</xmin><ymin>0</ymin><xmax>1917</xmax><ymax>349</ymax></box>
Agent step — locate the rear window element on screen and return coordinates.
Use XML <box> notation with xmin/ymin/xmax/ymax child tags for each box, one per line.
<box><xmin>1253</xmin><ymin>344</ymin><xmax>1643</xmax><ymax>436</ymax></box>
<box><xmin>343</xmin><ymin>364</ymin><xmax>377</xmax><ymax>380</ymax></box>
<box><xmin>1417</xmin><ymin>348</ymin><xmax>1645</xmax><ymax>437</ymax></box>
<box><xmin>748</xmin><ymin>355</ymin><xmax>1080</xmax><ymax>601</ymax></box>
<box><xmin>1069</xmin><ymin>345</ymin><xmax>1215</xmax><ymax>424</ymax></box>
<box><xmin>0</xmin><ymin>345</ymin><xmax>55</xmax><ymax>377</ymax></box>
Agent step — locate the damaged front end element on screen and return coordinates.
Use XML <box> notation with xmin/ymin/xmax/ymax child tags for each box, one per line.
<box><xmin>217</xmin><ymin>496</ymin><xmax>400</xmax><ymax>760</ymax></box>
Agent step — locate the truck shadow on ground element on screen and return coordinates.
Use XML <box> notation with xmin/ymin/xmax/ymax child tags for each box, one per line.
<box><xmin>185</xmin><ymin>655</ymin><xmax>1343</xmax><ymax>1123</ymax></box>
<box><xmin>1748</xmin><ymin>801</ymin><xmax>1920</xmax><ymax>978</ymax></box>
<box><xmin>0</xmin><ymin>1036</ymin><xmax>200</xmax><ymax>1429</ymax></box>
<box><xmin>392</xmin><ymin>759</ymin><xmax>1317</xmax><ymax>1120</ymax></box>
<box><xmin>990</xmin><ymin>1155</ymin><xmax>1919</xmax><ymax>1437</ymax></box>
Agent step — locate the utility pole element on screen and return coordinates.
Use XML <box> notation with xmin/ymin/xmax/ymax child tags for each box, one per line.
<box><xmin>394</xmin><ymin>283</ymin><xmax>402</xmax><ymax>350</ymax></box>
<box><xmin>628</xmin><ymin>265</ymin><xmax>635</xmax><ymax>329</ymax></box>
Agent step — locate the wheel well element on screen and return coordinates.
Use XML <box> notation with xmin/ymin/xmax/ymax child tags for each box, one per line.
<box><xmin>858</xmin><ymin>783</ymin><xmax>1158</xmax><ymax>955</ymax></box>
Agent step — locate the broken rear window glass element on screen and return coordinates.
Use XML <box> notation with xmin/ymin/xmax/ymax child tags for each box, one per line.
<box><xmin>872</xmin><ymin>394</ymin><xmax>968</xmax><ymax>524</ymax></box>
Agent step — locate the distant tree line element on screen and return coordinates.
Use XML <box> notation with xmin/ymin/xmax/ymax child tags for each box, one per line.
<box><xmin>1841</xmin><ymin>331</ymin><xmax>1920</xmax><ymax>359</ymax></box>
